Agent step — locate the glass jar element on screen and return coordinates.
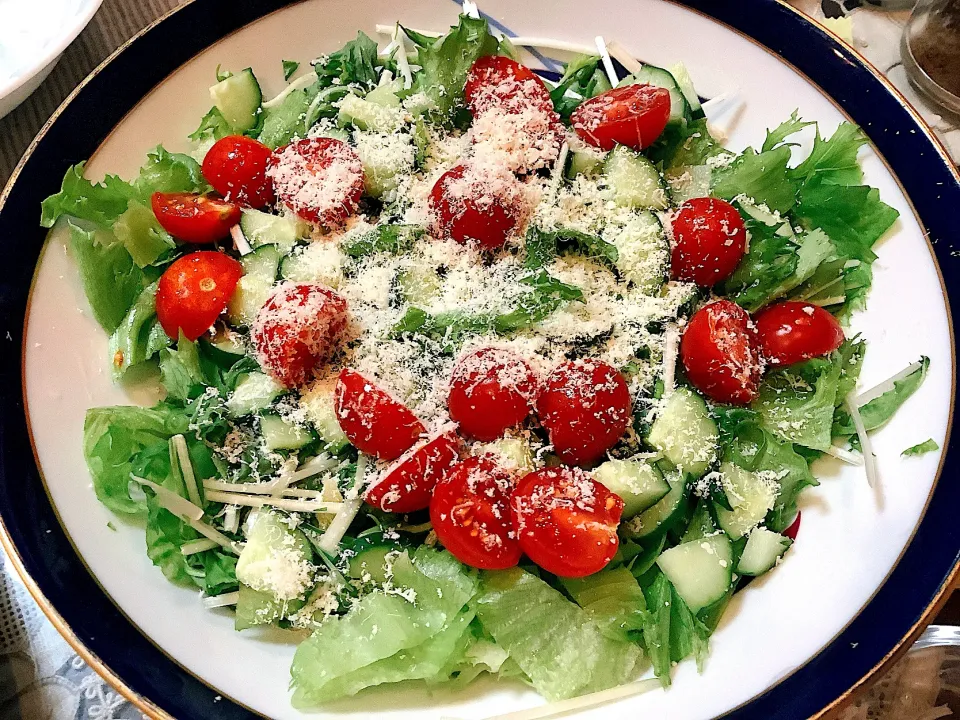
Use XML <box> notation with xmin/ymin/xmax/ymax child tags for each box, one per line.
<box><xmin>902</xmin><ymin>0</ymin><xmax>960</xmax><ymax>117</ymax></box>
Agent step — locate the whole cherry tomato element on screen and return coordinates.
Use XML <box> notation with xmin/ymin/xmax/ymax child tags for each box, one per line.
<box><xmin>201</xmin><ymin>135</ymin><xmax>274</xmax><ymax>208</ymax></box>
<box><xmin>334</xmin><ymin>368</ymin><xmax>425</xmax><ymax>461</ymax></box>
<box><xmin>570</xmin><ymin>84</ymin><xmax>671</xmax><ymax>151</ymax></box>
<box><xmin>151</xmin><ymin>192</ymin><xmax>241</xmax><ymax>244</ymax></box>
<box><xmin>680</xmin><ymin>299</ymin><xmax>763</xmax><ymax>405</ymax></box>
<box><xmin>365</xmin><ymin>428</ymin><xmax>461</xmax><ymax>513</ymax></box>
<box><xmin>671</xmin><ymin>197</ymin><xmax>747</xmax><ymax>286</ymax></box>
<box><xmin>155</xmin><ymin>251</ymin><xmax>242</xmax><ymax>341</ymax></box>
<box><xmin>754</xmin><ymin>301</ymin><xmax>845</xmax><ymax>366</ymax></box>
<box><xmin>464</xmin><ymin>55</ymin><xmax>554</xmax><ymax>116</ymax></box>
<box><xmin>429</xmin><ymin>164</ymin><xmax>526</xmax><ymax>250</ymax></box>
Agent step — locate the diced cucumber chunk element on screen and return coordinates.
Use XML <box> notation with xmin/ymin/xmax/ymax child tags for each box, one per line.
<box><xmin>565</xmin><ymin>148</ymin><xmax>606</xmax><ymax>179</ymax></box>
<box><xmin>312</xmin><ymin>125</ymin><xmax>351</xmax><ymax>143</ymax></box>
<box><xmin>260</xmin><ymin>414</ymin><xmax>316</xmax><ymax>451</ymax></box>
<box><xmin>338</xmin><ymin>93</ymin><xmax>405</xmax><ymax>133</ymax></box>
<box><xmin>279</xmin><ymin>241</ymin><xmax>344</xmax><ymax>287</ymax></box>
<box><xmin>226</xmin><ymin>275</ymin><xmax>273</xmax><ymax>327</ymax></box>
<box><xmin>602</xmin><ymin>146</ymin><xmax>669</xmax><ymax>210</ymax></box>
<box><xmin>347</xmin><ymin>545</ymin><xmax>398</xmax><ymax>584</ymax></box>
<box><xmin>227</xmin><ymin>372</ymin><xmax>285</xmax><ymax>418</ymax></box>
<box><xmin>476</xmin><ymin>437</ymin><xmax>534</xmax><ymax>474</ymax></box>
<box><xmin>624</xmin><ymin>474</ymin><xmax>687</xmax><ymax>539</ymax></box>
<box><xmin>240</xmin><ymin>209</ymin><xmax>304</xmax><ymax>252</ymax></box>
<box><xmin>236</xmin><ymin>509</ymin><xmax>314</xmax><ymax>603</ymax></box>
<box><xmin>737</xmin><ymin>528</ymin><xmax>791</xmax><ymax>576</ymax></box>
<box><xmin>681</xmin><ymin>500</ymin><xmax>718</xmax><ymax>544</ymax></box>
<box><xmin>714</xmin><ymin>462</ymin><xmax>779</xmax><ymax>539</ymax></box>
<box><xmin>656</xmin><ymin>534</ymin><xmax>733</xmax><ymax>613</ymax></box>
<box><xmin>364</xmin><ymin>81</ymin><xmax>403</xmax><ymax>107</ymax></box>
<box><xmin>397</xmin><ymin>265</ymin><xmax>442</xmax><ymax>306</ymax></box>
<box><xmin>241</xmin><ymin>244</ymin><xmax>282</xmax><ymax>281</ymax></box>
<box><xmin>300</xmin><ymin>378</ymin><xmax>349</xmax><ymax>451</ymax></box>
<box><xmin>608</xmin><ymin>211</ymin><xmax>668</xmax><ymax>294</ymax></box>
<box><xmin>210</xmin><ymin>68</ymin><xmax>262</xmax><ymax>132</ymax></box>
<box><xmin>619</xmin><ymin>64</ymin><xmax>688</xmax><ymax>124</ymax></box>
<box><xmin>668</xmin><ymin>62</ymin><xmax>704</xmax><ymax>120</ymax></box>
<box><xmin>593</xmin><ymin>459</ymin><xmax>669</xmax><ymax>518</ymax></box>
<box><xmin>235</xmin><ymin>583</ymin><xmax>305</xmax><ymax>630</ymax></box>
<box><xmin>647</xmin><ymin>387</ymin><xmax>719</xmax><ymax>477</ymax></box>
<box><xmin>353</xmin><ymin>132</ymin><xmax>415</xmax><ymax>198</ymax></box>
<box><xmin>665</xmin><ymin>165</ymin><xmax>712</xmax><ymax>204</ymax></box>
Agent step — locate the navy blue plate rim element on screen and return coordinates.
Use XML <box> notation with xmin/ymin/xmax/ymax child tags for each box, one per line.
<box><xmin>0</xmin><ymin>1</ymin><xmax>957</xmax><ymax>718</ymax></box>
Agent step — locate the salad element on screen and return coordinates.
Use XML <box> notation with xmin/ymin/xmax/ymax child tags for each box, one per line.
<box><xmin>40</xmin><ymin>11</ymin><xmax>934</xmax><ymax>714</ymax></box>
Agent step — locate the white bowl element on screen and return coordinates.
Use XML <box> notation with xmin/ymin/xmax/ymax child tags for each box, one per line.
<box><xmin>0</xmin><ymin>0</ymin><xmax>104</xmax><ymax>120</ymax></box>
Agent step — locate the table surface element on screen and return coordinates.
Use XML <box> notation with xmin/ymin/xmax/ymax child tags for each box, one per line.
<box><xmin>0</xmin><ymin>1</ymin><xmax>957</xmax><ymax>718</ymax></box>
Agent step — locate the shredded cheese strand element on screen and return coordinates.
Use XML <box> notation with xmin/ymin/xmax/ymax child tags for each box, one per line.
<box><xmin>845</xmin><ymin>393</ymin><xmax>878</xmax><ymax>487</ymax></box>
<box><xmin>172</xmin><ymin>435</ymin><xmax>203</xmax><ymax>507</ymax></box>
<box><xmin>203</xmin><ymin>489</ymin><xmax>342</xmax><ymax>513</ymax></box>
<box><xmin>222</xmin><ymin>505</ymin><xmax>240</xmax><ymax>534</ymax></box>
<box><xmin>605</xmin><ymin>40</ymin><xmax>643</xmax><ymax>75</ymax></box>
<box><xmin>661</xmin><ymin>323</ymin><xmax>680</xmax><ymax>397</ymax></box>
<box><xmin>230</xmin><ymin>224</ymin><xmax>252</xmax><ymax>256</ymax></box>
<box><xmin>594</xmin><ymin>36</ymin><xmax>619</xmax><ymax>87</ymax></box>
<box><xmin>131</xmin><ymin>476</ymin><xmax>203</xmax><ymax>521</ymax></box>
<box><xmin>180</xmin><ymin>538</ymin><xmax>220</xmax><ymax>556</ymax></box>
<box><xmin>202</xmin><ymin>591</ymin><xmax>240</xmax><ymax>609</ymax></box>
<box><xmin>317</xmin><ymin>455</ymin><xmax>368</xmax><ymax>554</ymax></box>
<box><xmin>391</xmin><ymin>25</ymin><xmax>413</xmax><ymax>89</ymax></box>
<box><xmin>506</xmin><ymin>37</ymin><xmax>597</xmax><ymax>55</ymax></box>
<box><xmin>823</xmin><ymin>444</ymin><xmax>865</xmax><ymax>466</ymax></box>
<box><xmin>262</xmin><ymin>72</ymin><xmax>316</xmax><ymax>109</ymax></box>
<box><xmin>855</xmin><ymin>359</ymin><xmax>926</xmax><ymax>407</ymax></box>
<box><xmin>186</xmin><ymin>518</ymin><xmax>244</xmax><ymax>555</ymax></box>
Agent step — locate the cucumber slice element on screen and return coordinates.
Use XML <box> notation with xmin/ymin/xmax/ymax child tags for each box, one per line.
<box><xmin>347</xmin><ymin>545</ymin><xmax>398</xmax><ymax>584</ymax></box>
<box><xmin>668</xmin><ymin>62</ymin><xmax>704</xmax><ymax>120</ymax></box>
<box><xmin>226</xmin><ymin>372</ymin><xmax>285</xmax><ymax>418</ymax></box>
<box><xmin>279</xmin><ymin>241</ymin><xmax>344</xmax><ymax>287</ymax></box>
<box><xmin>353</xmin><ymin>132</ymin><xmax>415</xmax><ymax>198</ymax></box>
<box><xmin>240</xmin><ymin>209</ymin><xmax>303</xmax><ymax>252</ymax></box>
<box><xmin>602</xmin><ymin>146</ymin><xmax>669</xmax><ymax>210</ymax></box>
<box><xmin>299</xmin><ymin>377</ymin><xmax>349</xmax><ymax>451</ymax></box>
<box><xmin>608</xmin><ymin>211</ymin><xmax>668</xmax><ymax>294</ymax></box>
<box><xmin>241</xmin><ymin>244</ymin><xmax>282</xmax><ymax>281</ymax></box>
<box><xmin>620</xmin><ymin>64</ymin><xmax>688</xmax><ymax>124</ymax></box>
<box><xmin>210</xmin><ymin>68</ymin><xmax>263</xmax><ymax>132</ymax></box>
<box><xmin>624</xmin><ymin>474</ymin><xmax>687</xmax><ymax>539</ymax></box>
<box><xmin>235</xmin><ymin>583</ymin><xmax>305</xmax><ymax>630</ymax></box>
<box><xmin>593</xmin><ymin>459</ymin><xmax>669</xmax><ymax>518</ymax></box>
<box><xmin>226</xmin><ymin>275</ymin><xmax>273</xmax><ymax>327</ymax></box>
<box><xmin>565</xmin><ymin>148</ymin><xmax>605</xmax><ymax>179</ymax></box>
<box><xmin>647</xmin><ymin>387</ymin><xmax>719</xmax><ymax>477</ymax></box>
<box><xmin>260</xmin><ymin>414</ymin><xmax>316</xmax><ymax>451</ymax></box>
<box><xmin>655</xmin><ymin>534</ymin><xmax>733</xmax><ymax>613</ymax></box>
<box><xmin>737</xmin><ymin>528</ymin><xmax>791</xmax><ymax>576</ymax></box>
<box><xmin>236</xmin><ymin>509</ymin><xmax>314</xmax><ymax>601</ymax></box>
<box><xmin>338</xmin><ymin>93</ymin><xmax>405</xmax><ymax>133</ymax></box>
<box><xmin>364</xmin><ymin>81</ymin><xmax>403</xmax><ymax>107</ymax></box>
<box><xmin>714</xmin><ymin>462</ymin><xmax>779</xmax><ymax>539</ymax></box>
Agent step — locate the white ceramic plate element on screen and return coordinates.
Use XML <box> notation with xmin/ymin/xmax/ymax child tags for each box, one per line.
<box><xmin>18</xmin><ymin>0</ymin><xmax>955</xmax><ymax>718</ymax></box>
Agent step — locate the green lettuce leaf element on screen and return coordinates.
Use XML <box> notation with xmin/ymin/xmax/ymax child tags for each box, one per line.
<box><xmin>473</xmin><ymin>567</ymin><xmax>643</xmax><ymax>701</ymax></box>
<box><xmin>159</xmin><ymin>335</ymin><xmax>206</xmax><ymax>402</ymax></box>
<box><xmin>902</xmin><ymin>439</ymin><xmax>939</xmax><ymax>457</ymax></box>
<box><xmin>561</xmin><ymin>566</ymin><xmax>647</xmax><ymax>642</ymax></box>
<box><xmin>282</xmin><ymin>59</ymin><xmax>300</xmax><ymax>81</ymax></box>
<box><xmin>524</xmin><ymin>226</ymin><xmax>619</xmax><ymax>270</ymax></box>
<box><xmin>754</xmin><ymin>356</ymin><xmax>841</xmax><ymax>451</ymax></box>
<box><xmin>108</xmin><ymin>281</ymin><xmax>171</xmax><ymax>379</ymax></box>
<box><xmin>637</xmin><ymin>570</ymin><xmax>672</xmax><ymax>684</ymax></box>
<box><xmin>652</xmin><ymin>118</ymin><xmax>727</xmax><ymax>169</ymax></box>
<box><xmin>258</xmin><ymin>84</ymin><xmax>349</xmax><ymax>149</ymax></box>
<box><xmin>40</xmin><ymin>163</ymin><xmax>138</xmax><ymax>228</ymax></box>
<box><xmin>133</xmin><ymin>145</ymin><xmax>209</xmax><ymax>199</ymax></box>
<box><xmin>789</xmin><ymin>122</ymin><xmax>867</xmax><ymax>186</ymax></box>
<box><xmin>834</xmin><ymin>356</ymin><xmax>929</xmax><ymax>436</ymax></box>
<box><xmin>344</xmin><ymin>224</ymin><xmax>424</xmax><ymax>258</ymax></box>
<box><xmin>188</xmin><ymin>107</ymin><xmax>232</xmax><ymax>145</ymax></box>
<box><xmin>761</xmin><ymin>111</ymin><xmax>815</xmax><ymax>153</ymax></box>
<box><xmin>67</xmin><ymin>222</ymin><xmax>145</xmax><ymax>333</ymax></box>
<box><xmin>315</xmin><ymin>31</ymin><xmax>384</xmax><ymax>90</ymax></box>
<box><xmin>711</xmin><ymin>145</ymin><xmax>798</xmax><ymax>215</ymax></box>
<box><xmin>548</xmin><ymin>54</ymin><xmax>611</xmax><ymax>120</ymax></box>
<box><xmin>113</xmin><ymin>201</ymin><xmax>175</xmax><ymax>268</ymax></box>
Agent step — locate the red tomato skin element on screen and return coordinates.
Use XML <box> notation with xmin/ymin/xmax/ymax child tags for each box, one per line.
<box><xmin>510</xmin><ymin>467</ymin><xmax>623</xmax><ymax>578</ymax></box>
<box><xmin>681</xmin><ymin>300</ymin><xmax>763</xmax><ymax>406</ymax></box>
<box><xmin>267</xmin><ymin>137</ymin><xmax>364</xmax><ymax>226</ymax></box>
<box><xmin>151</xmin><ymin>192</ymin><xmax>241</xmax><ymax>244</ymax></box>
<box><xmin>464</xmin><ymin>55</ymin><xmax>553</xmax><ymax>115</ymax></box>
<box><xmin>570</xmin><ymin>84</ymin><xmax>672</xmax><ymax>151</ymax></box>
<box><xmin>448</xmin><ymin>348</ymin><xmax>538</xmax><ymax>441</ymax></box>
<box><xmin>430</xmin><ymin>455</ymin><xmax>522</xmax><ymax>570</ymax></box>
<box><xmin>365</xmin><ymin>428</ymin><xmax>462</xmax><ymax>513</ymax></box>
<box><xmin>536</xmin><ymin>359</ymin><xmax>632</xmax><ymax>467</ymax></box>
<box><xmin>429</xmin><ymin>164</ymin><xmax>525</xmax><ymax>250</ymax></box>
<box><xmin>671</xmin><ymin>198</ymin><xmax>747</xmax><ymax>286</ymax></box>
<box><xmin>754</xmin><ymin>301</ymin><xmax>845</xmax><ymax>366</ymax></box>
<box><xmin>155</xmin><ymin>251</ymin><xmax>242</xmax><ymax>341</ymax></box>
<box><xmin>783</xmin><ymin>511</ymin><xmax>802</xmax><ymax>541</ymax></box>
<box><xmin>201</xmin><ymin>136</ymin><xmax>274</xmax><ymax>208</ymax></box>
<box><xmin>250</xmin><ymin>283</ymin><xmax>348</xmax><ymax>388</ymax></box>
<box><xmin>334</xmin><ymin>369</ymin><xmax>426</xmax><ymax>461</ymax></box>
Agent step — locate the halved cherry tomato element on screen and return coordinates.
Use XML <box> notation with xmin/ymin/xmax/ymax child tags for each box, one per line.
<box><xmin>681</xmin><ymin>299</ymin><xmax>763</xmax><ymax>406</ymax></box>
<box><xmin>365</xmin><ymin>427</ymin><xmax>461</xmax><ymax>513</ymax></box>
<box><xmin>536</xmin><ymin>358</ymin><xmax>631</xmax><ymax>467</ymax></box>
<box><xmin>447</xmin><ymin>348</ymin><xmax>537</xmax><ymax>441</ymax></box>
<box><xmin>465</xmin><ymin>55</ymin><xmax>553</xmax><ymax>116</ymax></box>
<box><xmin>267</xmin><ymin>137</ymin><xmax>364</xmax><ymax>226</ymax></box>
<box><xmin>334</xmin><ymin>368</ymin><xmax>426</xmax><ymax>460</ymax></box>
<box><xmin>783</xmin><ymin>511</ymin><xmax>802</xmax><ymax>541</ymax></box>
<box><xmin>250</xmin><ymin>283</ymin><xmax>349</xmax><ymax>388</ymax></box>
<box><xmin>429</xmin><ymin>164</ymin><xmax>526</xmax><ymax>250</ymax></box>
<box><xmin>155</xmin><ymin>251</ymin><xmax>243</xmax><ymax>341</ymax></box>
<box><xmin>151</xmin><ymin>192</ymin><xmax>241</xmax><ymax>244</ymax></box>
<box><xmin>671</xmin><ymin>197</ymin><xmax>747</xmax><ymax>286</ymax></box>
<box><xmin>754</xmin><ymin>301</ymin><xmax>845</xmax><ymax>367</ymax></box>
<box><xmin>570</xmin><ymin>84</ymin><xmax>671</xmax><ymax>151</ymax></box>
<box><xmin>201</xmin><ymin>135</ymin><xmax>274</xmax><ymax>208</ymax></box>
<box><xmin>431</xmin><ymin>455</ymin><xmax>521</xmax><ymax>570</ymax></box>
<box><xmin>510</xmin><ymin>467</ymin><xmax>623</xmax><ymax>578</ymax></box>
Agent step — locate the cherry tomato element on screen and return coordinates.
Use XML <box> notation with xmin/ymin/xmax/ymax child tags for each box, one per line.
<box><xmin>754</xmin><ymin>301</ymin><xmax>845</xmax><ymax>367</ymax></box>
<box><xmin>267</xmin><ymin>137</ymin><xmax>364</xmax><ymax>226</ymax></box>
<box><xmin>201</xmin><ymin>135</ymin><xmax>274</xmax><ymax>208</ymax></box>
<box><xmin>250</xmin><ymin>283</ymin><xmax>348</xmax><ymax>388</ymax></box>
<box><xmin>431</xmin><ymin>455</ymin><xmax>522</xmax><ymax>570</ymax></box>
<box><xmin>536</xmin><ymin>359</ymin><xmax>631</xmax><ymax>467</ymax></box>
<box><xmin>429</xmin><ymin>164</ymin><xmax>526</xmax><ymax>250</ymax></box>
<box><xmin>365</xmin><ymin>428</ymin><xmax>461</xmax><ymax>513</ymax></box>
<box><xmin>464</xmin><ymin>55</ymin><xmax>553</xmax><ymax>116</ymax></box>
<box><xmin>447</xmin><ymin>348</ymin><xmax>537</xmax><ymax>441</ymax></box>
<box><xmin>510</xmin><ymin>467</ymin><xmax>623</xmax><ymax>577</ymax></box>
<box><xmin>155</xmin><ymin>251</ymin><xmax>242</xmax><ymax>341</ymax></box>
<box><xmin>334</xmin><ymin>368</ymin><xmax>426</xmax><ymax>460</ymax></box>
<box><xmin>671</xmin><ymin>198</ymin><xmax>747</xmax><ymax>286</ymax></box>
<box><xmin>681</xmin><ymin>299</ymin><xmax>763</xmax><ymax>406</ymax></box>
<box><xmin>570</xmin><ymin>84</ymin><xmax>671</xmax><ymax>151</ymax></box>
<box><xmin>783</xmin><ymin>511</ymin><xmax>802</xmax><ymax>541</ymax></box>
<box><xmin>150</xmin><ymin>192</ymin><xmax>241</xmax><ymax>244</ymax></box>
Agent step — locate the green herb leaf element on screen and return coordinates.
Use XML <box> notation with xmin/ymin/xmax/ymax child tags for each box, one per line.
<box><xmin>902</xmin><ymin>439</ymin><xmax>939</xmax><ymax>457</ymax></box>
<box><xmin>282</xmin><ymin>59</ymin><xmax>300</xmax><ymax>81</ymax></box>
